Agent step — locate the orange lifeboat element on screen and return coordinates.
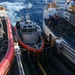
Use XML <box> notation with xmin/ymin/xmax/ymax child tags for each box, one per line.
<box><xmin>15</xmin><ymin>27</ymin><xmax>44</xmax><ymax>53</ymax></box>
<box><xmin>14</xmin><ymin>14</ymin><xmax>45</xmax><ymax>53</ymax></box>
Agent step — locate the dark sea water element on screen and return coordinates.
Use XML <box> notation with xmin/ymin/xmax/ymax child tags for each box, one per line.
<box><xmin>0</xmin><ymin>0</ymin><xmax>52</xmax><ymax>27</ymax></box>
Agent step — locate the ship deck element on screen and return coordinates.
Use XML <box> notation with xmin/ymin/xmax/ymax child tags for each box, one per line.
<box><xmin>44</xmin><ymin>18</ymin><xmax>75</xmax><ymax>50</ymax></box>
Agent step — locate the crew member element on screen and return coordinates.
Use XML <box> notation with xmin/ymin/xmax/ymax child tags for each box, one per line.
<box><xmin>0</xmin><ymin>19</ymin><xmax>5</xmax><ymax>35</ymax></box>
<box><xmin>16</xmin><ymin>20</ymin><xmax>20</xmax><ymax>29</ymax></box>
<box><xmin>53</xmin><ymin>13</ymin><xmax>59</xmax><ymax>29</ymax></box>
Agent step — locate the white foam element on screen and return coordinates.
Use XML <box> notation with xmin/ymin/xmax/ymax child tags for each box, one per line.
<box><xmin>28</xmin><ymin>3</ymin><xmax>32</xmax><ymax>9</ymax></box>
<box><xmin>15</xmin><ymin>0</ymin><xmax>26</xmax><ymax>1</ymax></box>
<box><xmin>0</xmin><ymin>2</ymin><xmax>33</xmax><ymax>26</ymax></box>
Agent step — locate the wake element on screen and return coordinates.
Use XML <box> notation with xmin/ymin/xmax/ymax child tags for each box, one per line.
<box><xmin>0</xmin><ymin>2</ymin><xmax>32</xmax><ymax>26</ymax></box>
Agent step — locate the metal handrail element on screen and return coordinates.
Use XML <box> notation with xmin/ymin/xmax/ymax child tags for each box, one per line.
<box><xmin>15</xmin><ymin>45</ymin><xmax>25</xmax><ymax>75</ymax></box>
<box><xmin>61</xmin><ymin>42</ymin><xmax>75</xmax><ymax>53</ymax></box>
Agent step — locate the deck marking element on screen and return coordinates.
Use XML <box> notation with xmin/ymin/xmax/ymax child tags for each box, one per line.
<box><xmin>38</xmin><ymin>62</ymin><xmax>47</xmax><ymax>75</ymax></box>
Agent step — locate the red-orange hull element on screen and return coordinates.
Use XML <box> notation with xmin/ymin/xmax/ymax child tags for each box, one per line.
<box><xmin>14</xmin><ymin>27</ymin><xmax>45</xmax><ymax>53</ymax></box>
<box><xmin>0</xmin><ymin>18</ymin><xmax>14</xmax><ymax>75</ymax></box>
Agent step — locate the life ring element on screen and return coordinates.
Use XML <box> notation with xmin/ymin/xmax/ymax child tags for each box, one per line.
<box><xmin>48</xmin><ymin>2</ymin><xmax>56</xmax><ymax>8</ymax></box>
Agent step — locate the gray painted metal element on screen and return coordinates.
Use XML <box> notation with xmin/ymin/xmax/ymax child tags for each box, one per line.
<box><xmin>15</xmin><ymin>45</ymin><xmax>25</xmax><ymax>75</ymax></box>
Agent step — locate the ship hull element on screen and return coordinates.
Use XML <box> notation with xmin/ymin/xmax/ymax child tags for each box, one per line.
<box><xmin>14</xmin><ymin>27</ymin><xmax>44</xmax><ymax>53</ymax></box>
<box><xmin>43</xmin><ymin>18</ymin><xmax>75</xmax><ymax>64</ymax></box>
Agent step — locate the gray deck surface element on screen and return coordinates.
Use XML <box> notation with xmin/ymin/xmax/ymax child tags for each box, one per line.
<box><xmin>45</xmin><ymin>18</ymin><xmax>75</xmax><ymax>50</ymax></box>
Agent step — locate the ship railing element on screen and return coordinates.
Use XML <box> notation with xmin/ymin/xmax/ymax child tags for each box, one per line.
<box><xmin>14</xmin><ymin>44</ymin><xmax>25</xmax><ymax>75</ymax></box>
<box><xmin>61</xmin><ymin>42</ymin><xmax>75</xmax><ymax>53</ymax></box>
<box><xmin>20</xmin><ymin>45</ymin><xmax>56</xmax><ymax>61</ymax></box>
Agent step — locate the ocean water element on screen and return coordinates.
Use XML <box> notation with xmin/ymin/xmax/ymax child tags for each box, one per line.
<box><xmin>0</xmin><ymin>0</ymin><xmax>52</xmax><ymax>27</ymax></box>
